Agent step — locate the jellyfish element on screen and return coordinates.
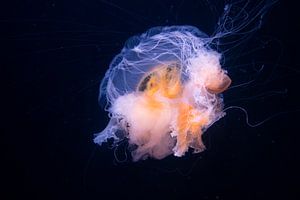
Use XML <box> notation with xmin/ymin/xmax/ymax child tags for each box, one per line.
<box><xmin>94</xmin><ymin>1</ymin><xmax>277</xmax><ymax>161</ymax></box>
<box><xmin>94</xmin><ymin>26</ymin><xmax>232</xmax><ymax>161</ymax></box>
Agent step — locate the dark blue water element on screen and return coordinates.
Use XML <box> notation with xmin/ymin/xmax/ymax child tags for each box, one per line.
<box><xmin>3</xmin><ymin>1</ymin><xmax>299</xmax><ymax>199</ymax></box>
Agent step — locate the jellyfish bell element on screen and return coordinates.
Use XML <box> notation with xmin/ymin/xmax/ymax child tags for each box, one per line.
<box><xmin>93</xmin><ymin>25</ymin><xmax>233</xmax><ymax>161</ymax></box>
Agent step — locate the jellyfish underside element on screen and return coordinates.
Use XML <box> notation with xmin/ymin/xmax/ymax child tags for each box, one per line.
<box><xmin>94</xmin><ymin>60</ymin><xmax>231</xmax><ymax>161</ymax></box>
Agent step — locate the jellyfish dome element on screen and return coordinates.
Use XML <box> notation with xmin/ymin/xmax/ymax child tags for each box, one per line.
<box><xmin>94</xmin><ymin>26</ymin><xmax>231</xmax><ymax>161</ymax></box>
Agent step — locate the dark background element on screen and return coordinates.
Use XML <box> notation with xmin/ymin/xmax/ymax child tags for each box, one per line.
<box><xmin>2</xmin><ymin>0</ymin><xmax>299</xmax><ymax>199</ymax></box>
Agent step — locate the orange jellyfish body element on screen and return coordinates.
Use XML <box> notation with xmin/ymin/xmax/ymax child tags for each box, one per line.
<box><xmin>137</xmin><ymin>63</ymin><xmax>231</xmax><ymax>157</ymax></box>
